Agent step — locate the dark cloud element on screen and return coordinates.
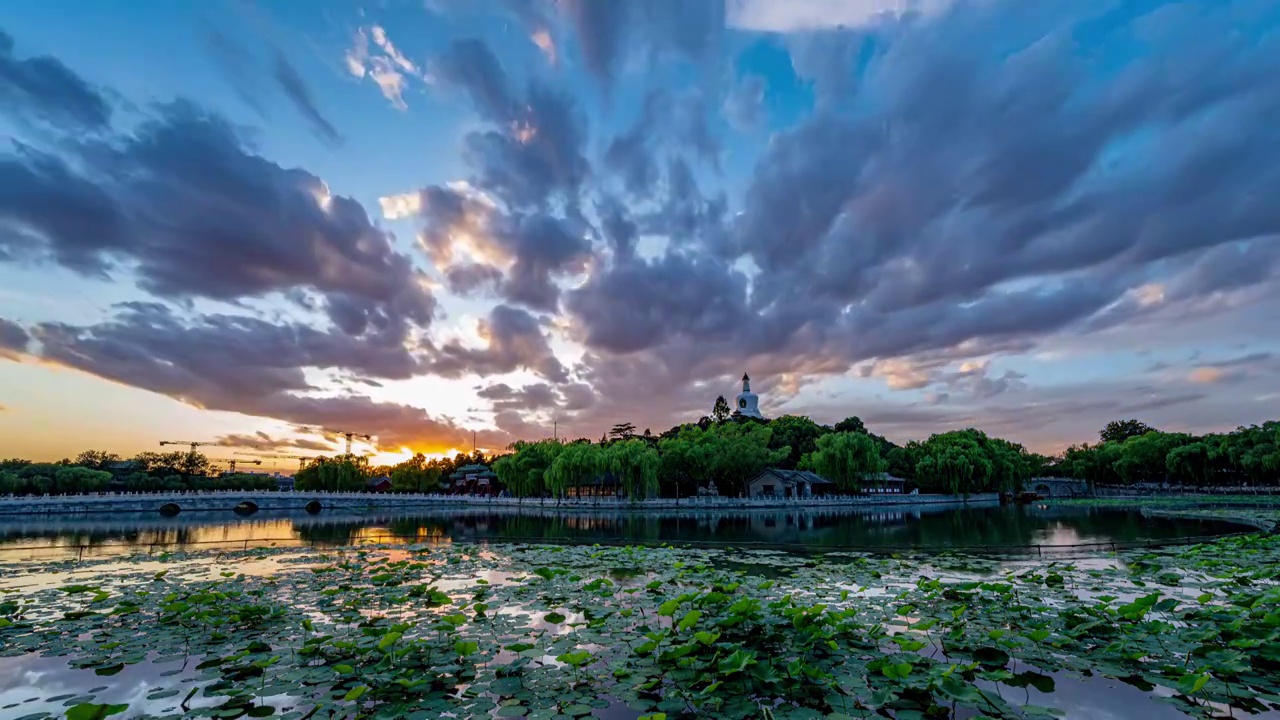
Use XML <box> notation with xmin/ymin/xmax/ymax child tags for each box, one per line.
<box><xmin>603</xmin><ymin>90</ymin><xmax>720</xmax><ymax>199</ymax></box>
<box><xmin>430</xmin><ymin>304</ymin><xmax>568</xmax><ymax>383</ymax></box>
<box><xmin>0</xmin><ymin>318</ymin><xmax>30</xmax><ymax>359</ymax></box>
<box><xmin>566</xmin><ymin>251</ymin><xmax>750</xmax><ymax>354</ymax></box>
<box><xmin>0</xmin><ymin>28</ymin><xmax>111</xmax><ymax>129</ymax></box>
<box><xmin>1</xmin><ymin>101</ymin><xmax>434</xmax><ymax>342</ymax></box>
<box><xmin>215</xmin><ymin>431</ymin><xmax>331</xmax><ymax>453</ymax></box>
<box><xmin>560</xmin><ymin>0</ymin><xmax>724</xmax><ymax>89</ymax></box>
<box><xmin>433</xmin><ymin>38</ymin><xmax>590</xmax><ymax>209</ymax></box>
<box><xmin>203</xmin><ymin>23</ymin><xmax>342</xmax><ymax>146</ymax></box>
<box><xmin>430</xmin><ymin>38</ymin><xmax>515</xmax><ymax>121</ymax></box>
<box><xmin>0</xmin><ymin>144</ymin><xmax>131</xmax><ymax>274</ymax></box>
<box><xmin>14</xmin><ymin>305</ymin><xmax>506</xmax><ymax>453</ymax></box>
<box><xmin>271</xmin><ymin>49</ymin><xmax>342</xmax><ymax>146</ymax></box>
<box><xmin>416</xmin><ymin>184</ymin><xmax>591</xmax><ymax>312</ymax></box>
<box><xmin>444</xmin><ymin>262</ymin><xmax>505</xmax><ymax>296</ymax></box>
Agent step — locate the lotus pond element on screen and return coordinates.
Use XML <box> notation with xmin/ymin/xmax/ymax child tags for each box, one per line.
<box><xmin>0</xmin><ymin>502</ymin><xmax>1277</xmax><ymax>720</ymax></box>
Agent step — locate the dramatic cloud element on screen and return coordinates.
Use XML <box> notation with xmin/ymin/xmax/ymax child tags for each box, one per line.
<box><xmin>15</xmin><ymin>304</ymin><xmax>500</xmax><ymax>452</ymax></box>
<box><xmin>430</xmin><ymin>305</ymin><xmax>568</xmax><ymax>383</ymax></box>
<box><xmin>0</xmin><ymin>28</ymin><xmax>111</xmax><ymax>129</ymax></box>
<box><xmin>415</xmin><ymin>184</ymin><xmax>591</xmax><ymax>312</ymax></box>
<box><xmin>0</xmin><ymin>318</ymin><xmax>29</xmax><ymax>359</ymax></box>
<box><xmin>1</xmin><ymin>101</ymin><xmax>435</xmax><ymax>344</ymax></box>
<box><xmin>5</xmin><ymin>1</ymin><xmax>1280</xmax><ymax>457</ymax></box>
<box><xmin>560</xmin><ymin>0</ymin><xmax>725</xmax><ymax>88</ymax></box>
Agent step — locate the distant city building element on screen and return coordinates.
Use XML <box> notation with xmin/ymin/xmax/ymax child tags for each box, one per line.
<box><xmin>733</xmin><ymin>373</ymin><xmax>764</xmax><ymax>420</ymax></box>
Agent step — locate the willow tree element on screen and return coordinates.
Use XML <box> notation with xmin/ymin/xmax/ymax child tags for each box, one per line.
<box><xmin>605</xmin><ymin>439</ymin><xmax>660</xmax><ymax>500</ymax></box>
<box><xmin>799</xmin><ymin>431</ymin><xmax>885</xmax><ymax>492</ymax></box>
<box><xmin>493</xmin><ymin>440</ymin><xmax>563</xmax><ymax>497</ymax></box>
<box><xmin>545</xmin><ymin>442</ymin><xmax>601</xmax><ymax>498</ymax></box>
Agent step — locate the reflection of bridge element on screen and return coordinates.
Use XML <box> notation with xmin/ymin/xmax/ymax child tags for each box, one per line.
<box><xmin>1024</xmin><ymin>477</ymin><xmax>1090</xmax><ymax>498</ymax></box>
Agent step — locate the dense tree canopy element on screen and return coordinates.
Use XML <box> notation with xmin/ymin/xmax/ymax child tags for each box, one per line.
<box><xmin>1065</xmin><ymin>421</ymin><xmax>1280</xmax><ymax>489</ymax></box>
<box><xmin>799</xmin><ymin>432</ymin><xmax>885</xmax><ymax>491</ymax></box>
<box><xmin>1100</xmin><ymin>419</ymin><xmax>1159</xmax><ymax>444</ymax></box>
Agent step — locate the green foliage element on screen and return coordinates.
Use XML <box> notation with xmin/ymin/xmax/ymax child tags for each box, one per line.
<box><xmin>1064</xmin><ymin>421</ymin><xmax>1280</xmax><ymax>488</ymax></box>
<box><xmin>295</xmin><ymin>456</ymin><xmax>370</xmax><ymax>492</ymax></box>
<box><xmin>603</xmin><ymin>439</ymin><xmax>660</xmax><ymax>500</ymax></box>
<box><xmin>767</xmin><ymin>415</ymin><xmax>830</xmax><ymax>470</ymax></box>
<box><xmin>711</xmin><ymin>395</ymin><xmax>731</xmax><ymax>423</ymax></box>
<box><xmin>799</xmin><ymin>431</ymin><xmax>885</xmax><ymax>491</ymax></box>
<box><xmin>1100</xmin><ymin>418</ymin><xmax>1158</xmax><ymax>444</ymax></box>
<box><xmin>388</xmin><ymin>453</ymin><xmax>444</xmax><ymax>493</ymax></box>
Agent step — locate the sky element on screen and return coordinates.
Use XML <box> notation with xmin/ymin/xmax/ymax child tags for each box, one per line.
<box><xmin>2</xmin><ymin>0</ymin><xmax>1279</xmax><ymax>470</ymax></box>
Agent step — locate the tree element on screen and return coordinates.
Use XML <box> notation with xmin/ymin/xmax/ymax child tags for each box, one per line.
<box><xmin>295</xmin><ymin>456</ymin><xmax>368</xmax><ymax>492</ymax></box>
<box><xmin>75</xmin><ymin>450</ymin><xmax>121</xmax><ymax>471</ymax></box>
<box><xmin>1167</xmin><ymin>443</ymin><xmax>1214</xmax><ymax>487</ymax></box>
<box><xmin>604</xmin><ymin>439</ymin><xmax>660</xmax><ymax>500</ymax></box>
<box><xmin>834</xmin><ymin>416</ymin><xmax>867</xmax><ymax>435</ymax></box>
<box><xmin>609</xmin><ymin>422</ymin><xmax>637</xmax><ymax>441</ymax></box>
<box><xmin>545</xmin><ymin>442</ymin><xmax>601</xmax><ymax>498</ymax></box>
<box><xmin>799</xmin><ymin>432</ymin><xmax>885</xmax><ymax>492</ymax></box>
<box><xmin>1100</xmin><ymin>419</ymin><xmax>1157</xmax><ymax>444</ymax></box>
<box><xmin>712</xmin><ymin>396</ymin><xmax>731</xmax><ymax>423</ymax></box>
<box><xmin>389</xmin><ymin>453</ymin><xmax>443</xmax><ymax>493</ymax></box>
<box><xmin>768</xmin><ymin>415</ymin><xmax>830</xmax><ymax>470</ymax></box>
<box><xmin>493</xmin><ymin>440</ymin><xmax>562</xmax><ymax>497</ymax></box>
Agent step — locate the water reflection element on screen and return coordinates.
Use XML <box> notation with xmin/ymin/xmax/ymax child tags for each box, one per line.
<box><xmin>0</xmin><ymin>503</ymin><xmax>1247</xmax><ymax>560</ymax></box>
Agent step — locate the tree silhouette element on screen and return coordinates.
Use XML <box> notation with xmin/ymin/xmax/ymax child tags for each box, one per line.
<box><xmin>712</xmin><ymin>395</ymin><xmax>731</xmax><ymax>423</ymax></box>
<box><xmin>1100</xmin><ymin>419</ymin><xmax>1157</xmax><ymax>444</ymax></box>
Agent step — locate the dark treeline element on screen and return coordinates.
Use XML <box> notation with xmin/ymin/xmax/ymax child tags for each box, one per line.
<box><xmin>3</xmin><ymin>416</ymin><xmax>1276</xmax><ymax>498</ymax></box>
<box><xmin>0</xmin><ymin>449</ymin><xmax>490</xmax><ymax>496</ymax></box>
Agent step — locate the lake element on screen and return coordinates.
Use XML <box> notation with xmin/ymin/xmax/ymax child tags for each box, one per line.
<box><xmin>0</xmin><ymin>501</ymin><xmax>1250</xmax><ymax>560</ymax></box>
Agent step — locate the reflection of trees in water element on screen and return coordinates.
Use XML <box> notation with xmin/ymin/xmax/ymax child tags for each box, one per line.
<box><xmin>0</xmin><ymin>504</ymin><xmax>1249</xmax><ymax>553</ymax></box>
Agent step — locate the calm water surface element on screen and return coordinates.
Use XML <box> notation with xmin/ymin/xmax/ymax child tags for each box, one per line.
<box><xmin>0</xmin><ymin>502</ymin><xmax>1248</xmax><ymax>559</ymax></box>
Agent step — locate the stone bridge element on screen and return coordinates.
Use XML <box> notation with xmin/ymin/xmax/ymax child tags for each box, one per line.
<box><xmin>1023</xmin><ymin>477</ymin><xmax>1091</xmax><ymax>498</ymax></box>
<box><xmin>0</xmin><ymin>491</ymin><xmax>445</xmax><ymax>517</ymax></box>
<box><xmin>0</xmin><ymin>490</ymin><xmax>1006</xmax><ymax>516</ymax></box>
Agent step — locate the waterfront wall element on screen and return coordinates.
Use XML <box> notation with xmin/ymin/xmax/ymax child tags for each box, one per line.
<box><xmin>0</xmin><ymin>490</ymin><xmax>1000</xmax><ymax>517</ymax></box>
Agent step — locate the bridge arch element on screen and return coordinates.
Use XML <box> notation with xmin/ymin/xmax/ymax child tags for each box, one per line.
<box><xmin>158</xmin><ymin>502</ymin><xmax>182</xmax><ymax>517</ymax></box>
<box><xmin>233</xmin><ymin>500</ymin><xmax>259</xmax><ymax>516</ymax></box>
<box><xmin>305</xmin><ymin>500</ymin><xmax>324</xmax><ymax>515</ymax></box>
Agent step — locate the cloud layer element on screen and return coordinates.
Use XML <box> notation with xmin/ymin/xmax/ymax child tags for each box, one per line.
<box><xmin>3</xmin><ymin>0</ymin><xmax>1280</xmax><ymax>455</ymax></box>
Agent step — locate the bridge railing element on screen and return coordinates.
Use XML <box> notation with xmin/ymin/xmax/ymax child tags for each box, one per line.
<box><xmin>0</xmin><ymin>489</ymin><xmax>1001</xmax><ymax>508</ymax></box>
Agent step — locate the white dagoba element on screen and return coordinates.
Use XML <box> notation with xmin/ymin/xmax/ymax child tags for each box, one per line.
<box><xmin>734</xmin><ymin>373</ymin><xmax>763</xmax><ymax>419</ymax></box>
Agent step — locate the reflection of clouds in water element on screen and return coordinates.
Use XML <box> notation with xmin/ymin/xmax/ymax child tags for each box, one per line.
<box><xmin>975</xmin><ymin>660</ymin><xmax>1191</xmax><ymax>720</ymax></box>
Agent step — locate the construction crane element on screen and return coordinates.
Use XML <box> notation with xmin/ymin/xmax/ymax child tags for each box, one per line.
<box><xmin>159</xmin><ymin>440</ymin><xmax>213</xmax><ymax>454</ymax></box>
<box><xmin>330</xmin><ymin>430</ymin><xmax>372</xmax><ymax>456</ymax></box>
<box><xmin>216</xmin><ymin>458</ymin><xmax>261</xmax><ymax>474</ymax></box>
<box><xmin>245</xmin><ymin>454</ymin><xmax>312</xmax><ymax>474</ymax></box>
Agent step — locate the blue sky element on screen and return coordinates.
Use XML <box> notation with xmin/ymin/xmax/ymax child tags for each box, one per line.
<box><xmin>2</xmin><ymin>0</ymin><xmax>1279</xmax><ymax>468</ymax></box>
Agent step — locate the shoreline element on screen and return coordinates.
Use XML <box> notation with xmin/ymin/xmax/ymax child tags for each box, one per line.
<box><xmin>0</xmin><ymin>490</ymin><xmax>1001</xmax><ymax>516</ymax></box>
